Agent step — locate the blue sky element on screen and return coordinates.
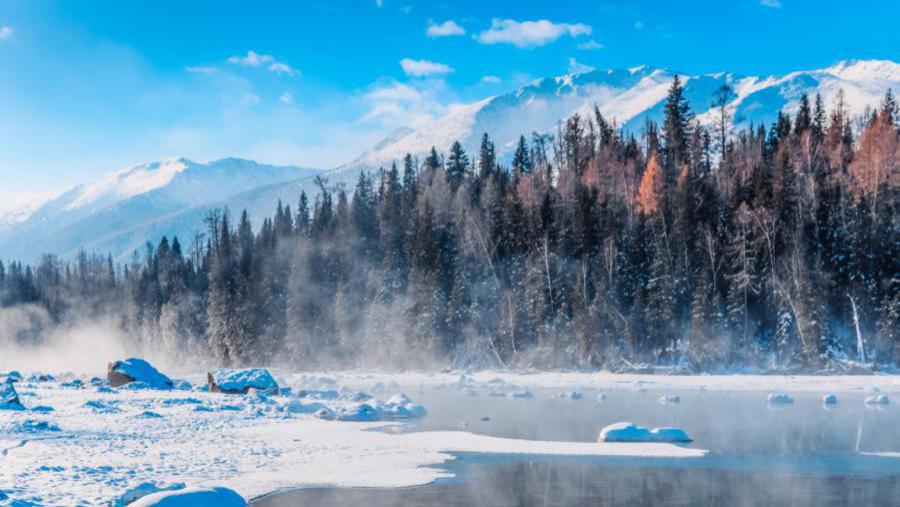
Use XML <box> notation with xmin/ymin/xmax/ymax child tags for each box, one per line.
<box><xmin>0</xmin><ymin>0</ymin><xmax>897</xmax><ymax>198</ymax></box>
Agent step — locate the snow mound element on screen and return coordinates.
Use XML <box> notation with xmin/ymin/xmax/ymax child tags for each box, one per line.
<box><xmin>208</xmin><ymin>369</ymin><xmax>279</xmax><ymax>395</ymax></box>
<box><xmin>865</xmin><ymin>394</ymin><xmax>890</xmax><ymax>405</ymax></box>
<box><xmin>822</xmin><ymin>394</ymin><xmax>838</xmax><ymax>405</ymax></box>
<box><xmin>129</xmin><ymin>486</ymin><xmax>245</xmax><ymax>507</ymax></box>
<box><xmin>766</xmin><ymin>393</ymin><xmax>794</xmax><ymax>404</ymax></box>
<box><xmin>117</xmin><ymin>482</ymin><xmax>186</xmax><ymax>506</ymax></box>
<box><xmin>108</xmin><ymin>358</ymin><xmax>174</xmax><ymax>390</ymax></box>
<box><xmin>565</xmin><ymin>389</ymin><xmax>583</xmax><ymax>400</ymax></box>
<box><xmin>598</xmin><ymin>422</ymin><xmax>693</xmax><ymax>443</ymax></box>
<box><xmin>0</xmin><ymin>380</ymin><xmax>24</xmax><ymax>411</ymax></box>
<box><xmin>14</xmin><ymin>419</ymin><xmax>61</xmax><ymax>433</ymax></box>
<box><xmin>335</xmin><ymin>403</ymin><xmax>380</xmax><ymax>422</ymax></box>
<box><xmin>377</xmin><ymin>393</ymin><xmax>427</xmax><ymax>419</ymax></box>
<box><xmin>508</xmin><ymin>389</ymin><xmax>534</xmax><ymax>399</ymax></box>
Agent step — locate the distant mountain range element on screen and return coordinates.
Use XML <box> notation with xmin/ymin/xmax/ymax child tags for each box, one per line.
<box><xmin>2</xmin><ymin>59</ymin><xmax>898</xmax><ymax>261</ymax></box>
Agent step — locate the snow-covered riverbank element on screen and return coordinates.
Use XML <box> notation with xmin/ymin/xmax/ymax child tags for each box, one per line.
<box><xmin>1</xmin><ymin>369</ymin><xmax>897</xmax><ymax>505</ymax></box>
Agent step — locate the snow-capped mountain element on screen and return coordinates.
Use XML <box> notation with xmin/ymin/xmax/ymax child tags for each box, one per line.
<box><xmin>2</xmin><ymin>59</ymin><xmax>897</xmax><ymax>262</ymax></box>
<box><xmin>334</xmin><ymin>59</ymin><xmax>900</xmax><ymax>179</ymax></box>
<box><xmin>0</xmin><ymin>158</ymin><xmax>320</xmax><ymax>262</ymax></box>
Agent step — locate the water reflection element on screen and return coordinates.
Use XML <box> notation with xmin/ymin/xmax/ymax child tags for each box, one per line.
<box><xmin>254</xmin><ymin>458</ymin><xmax>900</xmax><ymax>507</ymax></box>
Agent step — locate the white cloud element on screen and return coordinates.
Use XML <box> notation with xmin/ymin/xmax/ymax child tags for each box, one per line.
<box><xmin>361</xmin><ymin>80</ymin><xmax>452</xmax><ymax>130</ymax></box>
<box><xmin>279</xmin><ymin>92</ymin><xmax>294</xmax><ymax>104</ymax></box>
<box><xmin>760</xmin><ymin>0</ymin><xmax>782</xmax><ymax>7</ymax></box>
<box><xmin>567</xmin><ymin>57</ymin><xmax>595</xmax><ymax>74</ymax></box>
<box><xmin>577</xmin><ymin>40</ymin><xmax>604</xmax><ymax>50</ymax></box>
<box><xmin>0</xmin><ymin>26</ymin><xmax>13</xmax><ymax>41</ymax></box>
<box><xmin>228</xmin><ymin>50</ymin><xmax>298</xmax><ymax>76</ymax></box>
<box><xmin>634</xmin><ymin>20</ymin><xmax>645</xmax><ymax>29</ymax></box>
<box><xmin>399</xmin><ymin>58</ymin><xmax>454</xmax><ymax>77</ymax></box>
<box><xmin>268</xmin><ymin>62</ymin><xmax>299</xmax><ymax>76</ymax></box>
<box><xmin>427</xmin><ymin>20</ymin><xmax>465</xmax><ymax>37</ymax></box>
<box><xmin>398</xmin><ymin>5</ymin><xmax>412</xmax><ymax>14</ymax></box>
<box><xmin>475</xmin><ymin>19</ymin><xmax>591</xmax><ymax>48</ymax></box>
<box><xmin>185</xmin><ymin>66</ymin><xmax>217</xmax><ymax>74</ymax></box>
<box><xmin>228</xmin><ymin>50</ymin><xmax>274</xmax><ymax>67</ymax></box>
<box><xmin>481</xmin><ymin>75</ymin><xmax>502</xmax><ymax>84</ymax></box>
<box><xmin>375</xmin><ymin>0</ymin><xmax>384</xmax><ymax>7</ymax></box>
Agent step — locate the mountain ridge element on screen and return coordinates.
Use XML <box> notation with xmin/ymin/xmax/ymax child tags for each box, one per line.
<box><xmin>2</xmin><ymin>59</ymin><xmax>897</xmax><ymax>262</ymax></box>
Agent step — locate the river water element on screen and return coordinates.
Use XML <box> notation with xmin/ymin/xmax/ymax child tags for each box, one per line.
<box><xmin>253</xmin><ymin>386</ymin><xmax>900</xmax><ymax>506</ymax></box>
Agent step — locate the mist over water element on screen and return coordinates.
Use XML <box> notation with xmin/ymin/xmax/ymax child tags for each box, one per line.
<box><xmin>256</xmin><ymin>387</ymin><xmax>900</xmax><ymax>506</ymax></box>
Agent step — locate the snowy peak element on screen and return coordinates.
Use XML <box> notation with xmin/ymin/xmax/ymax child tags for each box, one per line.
<box><xmin>822</xmin><ymin>59</ymin><xmax>900</xmax><ymax>82</ymax></box>
<box><xmin>343</xmin><ymin>59</ymin><xmax>899</xmax><ymax>175</ymax></box>
<box><xmin>0</xmin><ymin>158</ymin><xmax>321</xmax><ymax>261</ymax></box>
<box><xmin>64</xmin><ymin>157</ymin><xmax>191</xmax><ymax>211</ymax></box>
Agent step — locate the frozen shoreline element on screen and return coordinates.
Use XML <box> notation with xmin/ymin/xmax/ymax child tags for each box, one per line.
<box><xmin>1</xmin><ymin>370</ymin><xmax>898</xmax><ymax>505</ymax></box>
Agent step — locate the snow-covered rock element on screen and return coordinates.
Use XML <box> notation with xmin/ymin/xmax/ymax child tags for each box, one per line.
<box><xmin>508</xmin><ymin>389</ymin><xmax>534</xmax><ymax>399</ymax></box>
<box><xmin>1</xmin><ymin>371</ymin><xmax>22</xmax><ymax>383</ymax></box>
<box><xmin>117</xmin><ymin>481</ymin><xmax>186</xmax><ymax>506</ymax></box>
<box><xmin>822</xmin><ymin>394</ymin><xmax>838</xmax><ymax>405</ymax></box>
<box><xmin>108</xmin><ymin>358</ymin><xmax>174</xmax><ymax>390</ymax></box>
<box><xmin>766</xmin><ymin>393</ymin><xmax>794</xmax><ymax>404</ymax></box>
<box><xmin>659</xmin><ymin>394</ymin><xmax>681</xmax><ymax>404</ymax></box>
<box><xmin>128</xmin><ymin>486</ymin><xmax>245</xmax><ymax>507</ymax></box>
<box><xmin>597</xmin><ymin>393</ymin><xmax>608</xmax><ymax>402</ymax></box>
<box><xmin>15</xmin><ymin>419</ymin><xmax>61</xmax><ymax>432</ymax></box>
<box><xmin>0</xmin><ymin>380</ymin><xmax>24</xmax><ymax>410</ymax></box>
<box><xmin>336</xmin><ymin>403</ymin><xmax>380</xmax><ymax>422</ymax></box>
<box><xmin>598</xmin><ymin>422</ymin><xmax>693</xmax><ymax>443</ymax></box>
<box><xmin>208</xmin><ymin>368</ymin><xmax>279</xmax><ymax>395</ymax></box>
<box><xmin>864</xmin><ymin>394</ymin><xmax>890</xmax><ymax>405</ymax></box>
<box><xmin>565</xmin><ymin>389</ymin><xmax>583</xmax><ymax>400</ymax></box>
<box><xmin>377</xmin><ymin>393</ymin><xmax>427</xmax><ymax>419</ymax></box>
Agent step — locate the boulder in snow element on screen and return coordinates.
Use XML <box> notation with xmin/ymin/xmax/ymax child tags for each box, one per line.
<box><xmin>108</xmin><ymin>358</ymin><xmax>173</xmax><ymax>390</ymax></box>
<box><xmin>208</xmin><ymin>368</ymin><xmax>279</xmax><ymax>395</ymax></box>
<box><xmin>766</xmin><ymin>393</ymin><xmax>794</xmax><ymax>404</ymax></box>
<box><xmin>508</xmin><ymin>389</ymin><xmax>534</xmax><ymax>399</ymax></box>
<box><xmin>598</xmin><ymin>422</ymin><xmax>692</xmax><ymax>443</ymax></box>
<box><xmin>378</xmin><ymin>393</ymin><xmax>427</xmax><ymax>419</ymax></box>
<box><xmin>129</xmin><ymin>486</ymin><xmax>245</xmax><ymax>507</ymax></box>
<box><xmin>0</xmin><ymin>380</ymin><xmax>24</xmax><ymax>411</ymax></box>
<box><xmin>822</xmin><ymin>394</ymin><xmax>838</xmax><ymax>405</ymax></box>
<box><xmin>336</xmin><ymin>403</ymin><xmax>380</xmax><ymax>422</ymax></box>
<box><xmin>865</xmin><ymin>394</ymin><xmax>890</xmax><ymax>405</ymax></box>
<box><xmin>118</xmin><ymin>481</ymin><xmax>185</xmax><ymax>506</ymax></box>
<box><xmin>566</xmin><ymin>389</ymin><xmax>583</xmax><ymax>400</ymax></box>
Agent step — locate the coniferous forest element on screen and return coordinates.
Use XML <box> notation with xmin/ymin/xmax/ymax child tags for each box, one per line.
<box><xmin>1</xmin><ymin>78</ymin><xmax>898</xmax><ymax>372</ymax></box>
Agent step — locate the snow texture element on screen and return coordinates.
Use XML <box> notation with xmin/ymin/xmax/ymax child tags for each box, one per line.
<box><xmin>0</xmin><ymin>372</ymin><xmax>711</xmax><ymax>505</ymax></box>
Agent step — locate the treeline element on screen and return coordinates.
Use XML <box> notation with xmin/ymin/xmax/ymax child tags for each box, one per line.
<box><xmin>1</xmin><ymin>78</ymin><xmax>898</xmax><ymax>371</ymax></box>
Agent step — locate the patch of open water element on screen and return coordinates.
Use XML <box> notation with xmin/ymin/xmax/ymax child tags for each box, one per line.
<box><xmin>254</xmin><ymin>387</ymin><xmax>900</xmax><ymax>506</ymax></box>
